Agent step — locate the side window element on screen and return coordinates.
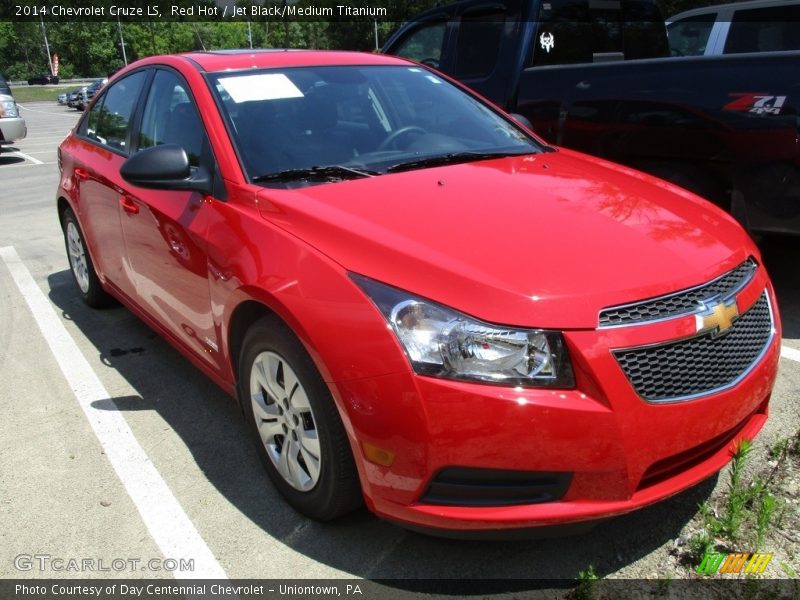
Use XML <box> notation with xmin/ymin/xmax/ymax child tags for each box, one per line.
<box><xmin>667</xmin><ymin>14</ymin><xmax>716</xmax><ymax>56</ymax></box>
<box><xmin>533</xmin><ymin>1</ymin><xmax>594</xmax><ymax>66</ymax></box>
<box><xmin>725</xmin><ymin>6</ymin><xmax>800</xmax><ymax>54</ymax></box>
<box><xmin>87</xmin><ymin>71</ymin><xmax>146</xmax><ymax>152</ymax></box>
<box><xmin>393</xmin><ymin>21</ymin><xmax>447</xmax><ymax>67</ymax></box>
<box><xmin>86</xmin><ymin>96</ymin><xmax>104</xmax><ymax>141</ymax></box>
<box><xmin>138</xmin><ymin>69</ymin><xmax>206</xmax><ymax>166</ymax></box>
<box><xmin>454</xmin><ymin>9</ymin><xmax>505</xmax><ymax>79</ymax></box>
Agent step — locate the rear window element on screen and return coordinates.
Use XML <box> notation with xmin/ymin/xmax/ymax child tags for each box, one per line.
<box><xmin>725</xmin><ymin>5</ymin><xmax>800</xmax><ymax>53</ymax></box>
<box><xmin>667</xmin><ymin>14</ymin><xmax>716</xmax><ymax>56</ymax></box>
<box><xmin>531</xmin><ymin>0</ymin><xmax>668</xmax><ymax>66</ymax></box>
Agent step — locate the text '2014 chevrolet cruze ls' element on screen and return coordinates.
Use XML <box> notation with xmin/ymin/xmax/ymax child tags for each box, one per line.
<box><xmin>57</xmin><ymin>50</ymin><xmax>781</xmax><ymax>536</ymax></box>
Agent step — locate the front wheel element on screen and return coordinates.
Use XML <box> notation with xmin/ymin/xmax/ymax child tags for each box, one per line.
<box><xmin>239</xmin><ymin>316</ymin><xmax>362</xmax><ymax>520</ymax></box>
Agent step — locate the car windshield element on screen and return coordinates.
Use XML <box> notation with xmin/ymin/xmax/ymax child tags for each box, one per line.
<box><xmin>208</xmin><ymin>65</ymin><xmax>542</xmax><ymax>187</ymax></box>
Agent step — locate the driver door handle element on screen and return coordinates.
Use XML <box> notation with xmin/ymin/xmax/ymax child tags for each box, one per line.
<box><xmin>119</xmin><ymin>195</ymin><xmax>139</xmax><ymax>215</ymax></box>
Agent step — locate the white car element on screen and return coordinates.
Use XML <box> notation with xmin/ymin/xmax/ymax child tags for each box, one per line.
<box><xmin>0</xmin><ymin>77</ymin><xmax>26</xmax><ymax>146</ymax></box>
<box><xmin>57</xmin><ymin>92</ymin><xmax>68</xmax><ymax>105</ymax></box>
<box><xmin>668</xmin><ymin>0</ymin><xmax>800</xmax><ymax>56</ymax></box>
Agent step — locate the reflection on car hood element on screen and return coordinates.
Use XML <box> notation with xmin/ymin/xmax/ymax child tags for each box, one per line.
<box><xmin>256</xmin><ymin>149</ymin><xmax>753</xmax><ymax>328</ymax></box>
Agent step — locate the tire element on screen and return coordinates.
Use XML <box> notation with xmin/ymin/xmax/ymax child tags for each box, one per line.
<box><xmin>238</xmin><ymin>316</ymin><xmax>362</xmax><ymax>521</ymax></box>
<box><xmin>61</xmin><ymin>207</ymin><xmax>115</xmax><ymax>308</ymax></box>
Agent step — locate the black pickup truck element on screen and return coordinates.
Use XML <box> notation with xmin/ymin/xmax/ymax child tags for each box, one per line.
<box><xmin>383</xmin><ymin>0</ymin><xmax>800</xmax><ymax>235</ymax></box>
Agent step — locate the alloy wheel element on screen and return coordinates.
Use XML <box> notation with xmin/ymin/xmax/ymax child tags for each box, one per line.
<box><xmin>249</xmin><ymin>351</ymin><xmax>322</xmax><ymax>491</ymax></box>
<box><xmin>66</xmin><ymin>221</ymin><xmax>90</xmax><ymax>294</ymax></box>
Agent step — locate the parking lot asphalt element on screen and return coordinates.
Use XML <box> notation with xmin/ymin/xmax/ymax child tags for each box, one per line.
<box><xmin>1</xmin><ymin>102</ymin><xmax>798</xmax><ymax>585</ymax></box>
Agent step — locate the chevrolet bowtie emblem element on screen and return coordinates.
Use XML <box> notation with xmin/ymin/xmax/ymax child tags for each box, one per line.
<box><xmin>696</xmin><ymin>297</ymin><xmax>740</xmax><ymax>338</ymax></box>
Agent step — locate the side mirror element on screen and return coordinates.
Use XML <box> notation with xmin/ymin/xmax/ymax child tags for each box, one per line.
<box><xmin>120</xmin><ymin>144</ymin><xmax>211</xmax><ymax>194</ymax></box>
<box><xmin>510</xmin><ymin>113</ymin><xmax>534</xmax><ymax>130</ymax></box>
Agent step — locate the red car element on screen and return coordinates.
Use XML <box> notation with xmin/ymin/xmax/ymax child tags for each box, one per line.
<box><xmin>57</xmin><ymin>50</ymin><xmax>780</xmax><ymax>536</ymax></box>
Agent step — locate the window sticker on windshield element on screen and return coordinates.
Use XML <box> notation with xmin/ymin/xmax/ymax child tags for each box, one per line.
<box><xmin>408</xmin><ymin>68</ymin><xmax>422</xmax><ymax>72</ymax></box>
<box><xmin>218</xmin><ymin>74</ymin><xmax>304</xmax><ymax>103</ymax></box>
<box><xmin>425</xmin><ymin>75</ymin><xmax>443</xmax><ymax>84</ymax></box>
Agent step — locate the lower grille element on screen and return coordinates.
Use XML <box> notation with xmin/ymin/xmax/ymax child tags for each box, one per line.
<box><xmin>614</xmin><ymin>292</ymin><xmax>773</xmax><ymax>402</ymax></box>
<box><xmin>421</xmin><ymin>467</ymin><xmax>572</xmax><ymax>507</ymax></box>
<box><xmin>637</xmin><ymin>411</ymin><xmax>755</xmax><ymax>490</ymax></box>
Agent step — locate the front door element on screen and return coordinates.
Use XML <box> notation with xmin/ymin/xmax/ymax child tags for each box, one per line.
<box><xmin>119</xmin><ymin>68</ymin><xmax>220</xmax><ymax>369</ymax></box>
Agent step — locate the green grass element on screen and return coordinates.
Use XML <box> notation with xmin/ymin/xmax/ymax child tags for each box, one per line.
<box><xmin>723</xmin><ymin>439</ymin><xmax>753</xmax><ymax>539</ymax></box>
<box><xmin>755</xmin><ymin>492</ymin><xmax>776</xmax><ymax>549</ymax></box>
<box><xmin>575</xmin><ymin>565</ymin><xmax>599</xmax><ymax>600</ymax></box>
<box><xmin>11</xmin><ymin>85</ymin><xmax>75</xmax><ymax>104</ymax></box>
<box><xmin>686</xmin><ymin>528</ymin><xmax>715</xmax><ymax>566</ymax></box>
<box><xmin>681</xmin><ymin>434</ymin><xmax>797</xmax><ymax>573</ymax></box>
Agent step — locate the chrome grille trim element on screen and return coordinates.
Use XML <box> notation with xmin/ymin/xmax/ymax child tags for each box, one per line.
<box><xmin>599</xmin><ymin>258</ymin><xmax>757</xmax><ymax>328</ymax></box>
<box><xmin>613</xmin><ymin>291</ymin><xmax>774</xmax><ymax>404</ymax></box>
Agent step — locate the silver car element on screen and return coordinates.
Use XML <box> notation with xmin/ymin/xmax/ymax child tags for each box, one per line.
<box><xmin>0</xmin><ymin>78</ymin><xmax>26</xmax><ymax>146</ymax></box>
<box><xmin>67</xmin><ymin>87</ymin><xmax>86</xmax><ymax>110</ymax></box>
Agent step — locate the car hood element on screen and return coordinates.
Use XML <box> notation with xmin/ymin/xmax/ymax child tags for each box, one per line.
<box><xmin>256</xmin><ymin>149</ymin><xmax>754</xmax><ymax>329</ymax></box>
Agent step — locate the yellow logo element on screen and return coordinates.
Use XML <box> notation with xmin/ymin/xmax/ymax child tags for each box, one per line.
<box><xmin>696</xmin><ymin>298</ymin><xmax>739</xmax><ymax>338</ymax></box>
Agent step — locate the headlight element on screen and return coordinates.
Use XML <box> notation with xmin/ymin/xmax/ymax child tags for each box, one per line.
<box><xmin>352</xmin><ymin>274</ymin><xmax>574</xmax><ymax>388</ymax></box>
<box><xmin>0</xmin><ymin>100</ymin><xmax>18</xmax><ymax>118</ymax></box>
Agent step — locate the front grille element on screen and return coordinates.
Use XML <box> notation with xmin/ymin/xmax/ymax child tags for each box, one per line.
<box><xmin>599</xmin><ymin>258</ymin><xmax>757</xmax><ymax>327</ymax></box>
<box><xmin>614</xmin><ymin>292</ymin><xmax>773</xmax><ymax>402</ymax></box>
<box><xmin>421</xmin><ymin>467</ymin><xmax>572</xmax><ymax>507</ymax></box>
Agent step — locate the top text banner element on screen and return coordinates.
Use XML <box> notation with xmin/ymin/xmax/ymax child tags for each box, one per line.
<box><xmin>3</xmin><ymin>0</ymin><xmax>397</xmax><ymax>22</ymax></box>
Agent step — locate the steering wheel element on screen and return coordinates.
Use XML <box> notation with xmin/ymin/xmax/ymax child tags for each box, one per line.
<box><xmin>377</xmin><ymin>126</ymin><xmax>427</xmax><ymax>152</ymax></box>
<box><xmin>421</xmin><ymin>58</ymin><xmax>440</xmax><ymax>68</ymax></box>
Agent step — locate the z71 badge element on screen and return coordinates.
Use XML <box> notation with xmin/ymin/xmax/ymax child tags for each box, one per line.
<box><xmin>724</xmin><ymin>93</ymin><xmax>787</xmax><ymax>115</ymax></box>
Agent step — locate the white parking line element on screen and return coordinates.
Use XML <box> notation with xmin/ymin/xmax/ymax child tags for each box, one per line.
<box><xmin>781</xmin><ymin>345</ymin><xmax>800</xmax><ymax>363</ymax></box>
<box><xmin>8</xmin><ymin>151</ymin><xmax>43</xmax><ymax>165</ymax></box>
<box><xmin>17</xmin><ymin>103</ymin><xmax>82</xmax><ymax>117</ymax></box>
<box><xmin>0</xmin><ymin>161</ymin><xmax>57</xmax><ymax>168</ymax></box>
<box><xmin>0</xmin><ymin>246</ymin><xmax>229</xmax><ymax>580</ymax></box>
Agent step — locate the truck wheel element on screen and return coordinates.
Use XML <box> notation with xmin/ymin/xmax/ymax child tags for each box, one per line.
<box><xmin>238</xmin><ymin>315</ymin><xmax>362</xmax><ymax>521</ymax></box>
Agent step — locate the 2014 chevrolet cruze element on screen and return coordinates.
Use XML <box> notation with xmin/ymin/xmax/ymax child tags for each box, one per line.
<box><xmin>57</xmin><ymin>50</ymin><xmax>781</xmax><ymax>535</ymax></box>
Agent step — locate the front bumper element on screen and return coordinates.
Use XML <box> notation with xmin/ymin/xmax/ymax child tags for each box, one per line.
<box><xmin>332</xmin><ymin>274</ymin><xmax>780</xmax><ymax>533</ymax></box>
<box><xmin>0</xmin><ymin>117</ymin><xmax>27</xmax><ymax>144</ymax></box>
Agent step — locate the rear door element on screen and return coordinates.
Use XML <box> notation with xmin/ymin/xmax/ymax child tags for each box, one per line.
<box><xmin>70</xmin><ymin>70</ymin><xmax>148</xmax><ymax>298</ymax></box>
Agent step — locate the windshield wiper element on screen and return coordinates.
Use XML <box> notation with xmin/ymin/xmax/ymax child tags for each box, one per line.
<box><xmin>387</xmin><ymin>151</ymin><xmax>535</xmax><ymax>174</ymax></box>
<box><xmin>252</xmin><ymin>165</ymin><xmax>379</xmax><ymax>183</ymax></box>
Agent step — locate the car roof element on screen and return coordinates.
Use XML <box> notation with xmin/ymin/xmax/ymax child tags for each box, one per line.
<box><xmin>178</xmin><ymin>49</ymin><xmax>411</xmax><ymax>72</ymax></box>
